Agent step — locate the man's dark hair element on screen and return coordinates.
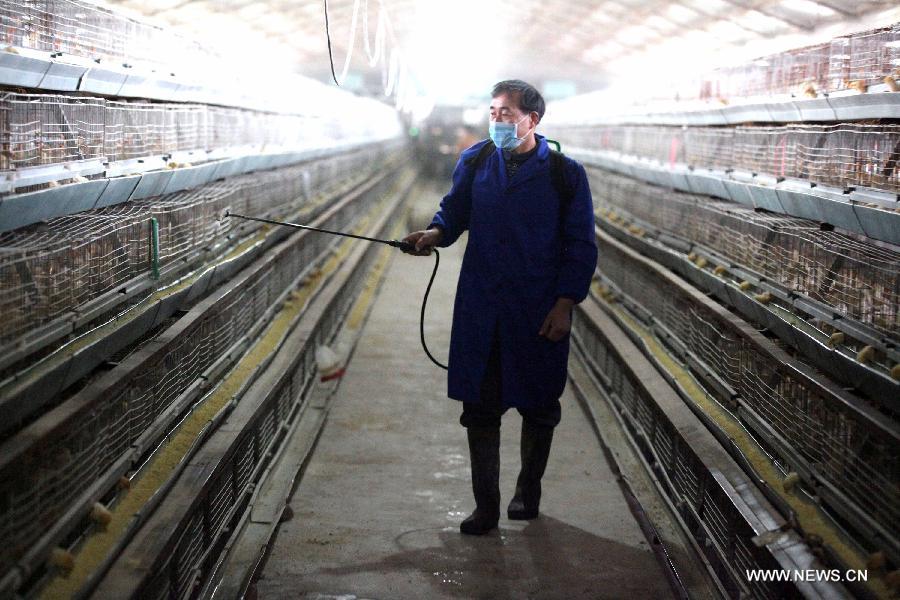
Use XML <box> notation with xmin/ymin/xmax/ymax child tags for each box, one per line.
<box><xmin>491</xmin><ymin>80</ymin><xmax>545</xmax><ymax>121</ymax></box>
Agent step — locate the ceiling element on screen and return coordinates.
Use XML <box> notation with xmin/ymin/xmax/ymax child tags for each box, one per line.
<box><xmin>101</xmin><ymin>0</ymin><xmax>900</xmax><ymax>107</ymax></box>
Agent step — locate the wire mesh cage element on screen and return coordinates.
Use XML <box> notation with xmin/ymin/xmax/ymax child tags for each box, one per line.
<box><xmin>626</xmin><ymin>126</ymin><xmax>673</xmax><ymax>164</ymax></box>
<box><xmin>162</xmin><ymin>104</ymin><xmax>208</xmax><ymax>154</ymax></box>
<box><xmin>594</xmin><ymin>233</ymin><xmax>900</xmax><ymax>556</ymax></box>
<box><xmin>0</xmin><ymin>93</ymin><xmax>338</xmax><ymax>181</ymax></box>
<box><xmin>790</xmin><ymin>124</ymin><xmax>900</xmax><ymax>191</ymax></box>
<box><xmin>0</xmin><ymin>316</ymin><xmax>219</xmax><ymax>582</ymax></box>
<box><xmin>121</xmin><ymin>16</ymin><xmax>154</xmax><ymax>66</ymax></box>
<box><xmin>706</xmin><ymin>24</ymin><xmax>898</xmax><ymax>100</ymax></box>
<box><xmin>104</xmin><ymin>100</ymin><xmax>166</xmax><ymax>162</ymax></box>
<box><xmin>0</xmin><ymin>0</ymin><xmax>218</xmax><ymax>72</ymax></box>
<box><xmin>0</xmin><ymin>145</ymin><xmax>395</xmax><ymax>352</ymax></box>
<box><xmin>731</xmin><ymin>126</ymin><xmax>787</xmax><ymax>177</ymax></box>
<box><xmin>791</xmin><ymin>125</ymin><xmax>831</xmax><ymax>183</ymax></box>
<box><xmin>574</xmin><ymin>308</ymin><xmax>791</xmax><ymax>599</ymax></box>
<box><xmin>208</xmin><ymin>107</ymin><xmax>246</xmax><ymax>150</ymax></box>
<box><xmin>847</xmin><ymin>124</ymin><xmax>900</xmax><ymax>192</ymax></box>
<box><xmin>562</xmin><ymin>123</ymin><xmax>900</xmax><ymax>194</ymax></box>
<box><xmin>0</xmin><ymin>162</ymin><xmax>403</xmax><ymax>591</ymax></box>
<box><xmin>684</xmin><ymin>127</ymin><xmax>734</xmax><ymax>170</ymax></box>
<box><xmin>0</xmin><ymin>211</ymin><xmax>150</xmax><ymax>346</ymax></box>
<box><xmin>826</xmin><ymin>35</ymin><xmax>852</xmax><ymax>93</ymax></box>
<box><xmin>0</xmin><ymin>2</ymin><xmax>39</xmax><ymax>50</ymax></box>
<box><xmin>596</xmin><ymin>126</ymin><xmax>624</xmax><ymax>154</ymax></box>
<box><xmin>807</xmin><ymin>231</ymin><xmax>900</xmax><ymax>333</ymax></box>
<box><xmin>47</xmin><ymin>0</ymin><xmax>120</xmax><ymax>59</ymax></box>
<box><xmin>125</xmin><ymin>191</ymin><xmax>212</xmax><ymax>262</ymax></box>
<box><xmin>589</xmin><ymin>169</ymin><xmax>900</xmax><ymax>338</ymax></box>
<box><xmin>241</xmin><ymin>169</ymin><xmax>304</xmax><ymax>219</ymax></box>
<box><xmin>733</xmin><ymin>124</ymin><xmax>900</xmax><ymax>191</ymax></box>
<box><xmin>551</xmin><ymin>23</ymin><xmax>898</xmax><ymax>107</ymax></box>
<box><xmin>663</xmin><ymin>296</ymin><xmax>742</xmax><ymax>389</ymax></box>
<box><xmin>0</xmin><ymin>94</ymin><xmax>106</xmax><ymax>170</ymax></box>
<box><xmin>147</xmin><ymin>217</ymin><xmax>388</xmax><ymax>599</ymax></box>
<box><xmin>740</xmin><ymin>346</ymin><xmax>900</xmax><ymax>531</ymax></box>
<box><xmin>846</xmin><ymin>25</ymin><xmax>900</xmax><ymax>89</ymax></box>
<box><xmin>0</xmin><ymin>230</ymin><xmax>78</xmax><ymax>345</ymax></box>
<box><xmin>782</xmin><ymin>43</ymin><xmax>831</xmax><ymax>96</ymax></box>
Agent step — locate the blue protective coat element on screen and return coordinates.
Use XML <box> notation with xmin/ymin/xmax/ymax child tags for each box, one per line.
<box><xmin>430</xmin><ymin>135</ymin><xmax>598</xmax><ymax>409</ymax></box>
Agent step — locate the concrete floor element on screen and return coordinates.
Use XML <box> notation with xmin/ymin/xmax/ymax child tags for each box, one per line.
<box><xmin>255</xmin><ymin>184</ymin><xmax>674</xmax><ymax>600</ymax></box>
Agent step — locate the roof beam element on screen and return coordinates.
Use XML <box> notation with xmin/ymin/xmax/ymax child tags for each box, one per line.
<box><xmin>714</xmin><ymin>0</ymin><xmax>819</xmax><ymax>30</ymax></box>
<box><xmin>803</xmin><ymin>0</ymin><xmax>855</xmax><ymax>17</ymax></box>
<box><xmin>144</xmin><ymin>0</ymin><xmax>204</xmax><ymax>17</ymax></box>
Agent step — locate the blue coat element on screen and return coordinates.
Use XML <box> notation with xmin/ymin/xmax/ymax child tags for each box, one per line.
<box><xmin>430</xmin><ymin>135</ymin><xmax>598</xmax><ymax>409</ymax></box>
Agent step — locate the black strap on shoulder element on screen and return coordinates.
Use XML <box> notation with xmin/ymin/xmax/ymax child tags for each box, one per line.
<box><xmin>464</xmin><ymin>140</ymin><xmax>497</xmax><ymax>169</ymax></box>
<box><xmin>464</xmin><ymin>140</ymin><xmax>574</xmax><ymax>204</ymax></box>
<box><xmin>548</xmin><ymin>149</ymin><xmax>574</xmax><ymax>205</ymax></box>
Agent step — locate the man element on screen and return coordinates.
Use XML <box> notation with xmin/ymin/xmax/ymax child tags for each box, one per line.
<box><xmin>403</xmin><ymin>80</ymin><xmax>598</xmax><ymax>535</ymax></box>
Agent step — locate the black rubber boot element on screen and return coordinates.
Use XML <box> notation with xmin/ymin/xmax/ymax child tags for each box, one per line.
<box><xmin>460</xmin><ymin>427</ymin><xmax>501</xmax><ymax>535</ymax></box>
<box><xmin>507</xmin><ymin>421</ymin><xmax>554</xmax><ymax>520</ymax></box>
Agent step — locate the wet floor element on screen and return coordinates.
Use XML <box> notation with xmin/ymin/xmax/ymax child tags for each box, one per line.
<box><xmin>255</xmin><ymin>183</ymin><xmax>674</xmax><ymax>599</ymax></box>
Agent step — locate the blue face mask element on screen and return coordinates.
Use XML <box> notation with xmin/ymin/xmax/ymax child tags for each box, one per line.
<box><xmin>489</xmin><ymin>114</ymin><xmax>531</xmax><ymax>150</ymax></box>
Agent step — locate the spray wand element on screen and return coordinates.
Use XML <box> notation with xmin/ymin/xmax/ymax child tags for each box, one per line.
<box><xmin>226</xmin><ymin>212</ymin><xmax>415</xmax><ymax>252</ymax></box>
<box><xmin>226</xmin><ymin>211</ymin><xmax>448</xmax><ymax>370</ymax></box>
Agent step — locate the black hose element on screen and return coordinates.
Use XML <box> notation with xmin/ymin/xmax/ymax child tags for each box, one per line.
<box><xmin>420</xmin><ymin>249</ymin><xmax>448</xmax><ymax>370</ymax></box>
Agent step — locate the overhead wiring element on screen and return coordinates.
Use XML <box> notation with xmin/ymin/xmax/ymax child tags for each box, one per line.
<box><xmin>323</xmin><ymin>0</ymin><xmax>341</xmax><ymax>86</ymax></box>
<box><xmin>338</xmin><ymin>0</ymin><xmax>362</xmax><ymax>83</ymax></box>
<box><xmin>362</xmin><ymin>0</ymin><xmax>386</xmax><ymax>66</ymax></box>
<box><xmin>321</xmin><ymin>0</ymin><xmax>424</xmax><ymax>113</ymax></box>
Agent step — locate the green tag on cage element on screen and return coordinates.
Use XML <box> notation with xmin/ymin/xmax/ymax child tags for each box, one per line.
<box><xmin>149</xmin><ymin>217</ymin><xmax>160</xmax><ymax>280</ymax></box>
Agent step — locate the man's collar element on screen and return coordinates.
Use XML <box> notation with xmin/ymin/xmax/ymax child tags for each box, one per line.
<box><xmin>533</xmin><ymin>134</ymin><xmax>550</xmax><ymax>161</ymax></box>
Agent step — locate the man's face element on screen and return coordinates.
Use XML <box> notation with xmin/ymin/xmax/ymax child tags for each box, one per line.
<box><xmin>489</xmin><ymin>93</ymin><xmax>537</xmax><ymax>131</ymax></box>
